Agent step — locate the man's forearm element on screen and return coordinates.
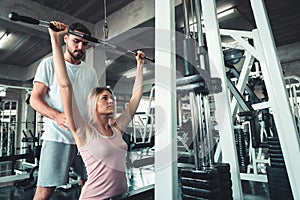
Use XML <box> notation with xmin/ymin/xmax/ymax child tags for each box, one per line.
<box><xmin>30</xmin><ymin>98</ymin><xmax>60</xmax><ymax>120</ymax></box>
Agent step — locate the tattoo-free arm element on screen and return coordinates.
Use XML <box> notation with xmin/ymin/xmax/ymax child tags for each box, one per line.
<box><xmin>49</xmin><ymin>22</ymin><xmax>88</xmax><ymax>147</ymax></box>
<box><xmin>115</xmin><ymin>50</ymin><xmax>145</xmax><ymax>132</ymax></box>
<box><xmin>30</xmin><ymin>81</ymin><xmax>68</xmax><ymax>130</ymax></box>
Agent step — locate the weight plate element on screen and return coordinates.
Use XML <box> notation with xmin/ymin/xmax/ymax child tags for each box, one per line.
<box><xmin>219</xmin><ymin>173</ymin><xmax>231</xmax><ymax>181</ymax></box>
<box><xmin>267</xmin><ymin>167</ymin><xmax>288</xmax><ymax>179</ymax></box>
<box><xmin>269</xmin><ymin>153</ymin><xmax>283</xmax><ymax>158</ymax></box>
<box><xmin>220</xmin><ymin>180</ymin><xmax>233</xmax><ymax>190</ymax></box>
<box><xmin>268</xmin><ymin>175</ymin><xmax>289</xmax><ymax>184</ymax></box>
<box><xmin>269</xmin><ymin>190</ymin><xmax>293</xmax><ymax>199</ymax></box>
<box><xmin>268</xmin><ymin>149</ymin><xmax>283</xmax><ymax>154</ymax></box>
<box><xmin>270</xmin><ymin>162</ymin><xmax>286</xmax><ymax>168</ymax></box>
<box><xmin>268</xmin><ymin>181</ymin><xmax>291</xmax><ymax>189</ymax></box>
<box><xmin>269</xmin><ymin>183</ymin><xmax>292</xmax><ymax>191</ymax></box>
<box><xmin>268</xmin><ymin>140</ymin><xmax>280</xmax><ymax>145</ymax></box>
<box><xmin>182</xmin><ymin>193</ymin><xmax>209</xmax><ymax>200</ymax></box>
<box><xmin>180</xmin><ymin>168</ymin><xmax>219</xmax><ymax>180</ymax></box>
<box><xmin>270</xmin><ymin>157</ymin><xmax>285</xmax><ymax>163</ymax></box>
<box><xmin>267</xmin><ymin>137</ymin><xmax>279</xmax><ymax>142</ymax></box>
<box><xmin>268</xmin><ymin>144</ymin><xmax>282</xmax><ymax>150</ymax></box>
<box><xmin>181</xmin><ymin>177</ymin><xmax>219</xmax><ymax>189</ymax></box>
<box><xmin>182</xmin><ymin>186</ymin><xmax>219</xmax><ymax>199</ymax></box>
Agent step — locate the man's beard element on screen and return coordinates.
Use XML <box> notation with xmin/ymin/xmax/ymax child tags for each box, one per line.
<box><xmin>68</xmin><ymin>48</ymin><xmax>84</xmax><ymax>60</ymax></box>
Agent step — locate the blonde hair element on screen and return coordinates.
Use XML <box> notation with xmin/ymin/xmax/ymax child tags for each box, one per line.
<box><xmin>87</xmin><ymin>87</ymin><xmax>113</xmax><ymax>121</ymax></box>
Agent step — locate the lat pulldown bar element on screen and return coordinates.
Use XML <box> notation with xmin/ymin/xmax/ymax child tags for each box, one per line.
<box><xmin>8</xmin><ymin>12</ymin><xmax>155</xmax><ymax>63</ymax></box>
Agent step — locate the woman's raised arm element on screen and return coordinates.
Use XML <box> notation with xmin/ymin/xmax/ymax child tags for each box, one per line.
<box><xmin>114</xmin><ymin>50</ymin><xmax>145</xmax><ymax>132</ymax></box>
<box><xmin>49</xmin><ymin>22</ymin><xmax>86</xmax><ymax>146</ymax></box>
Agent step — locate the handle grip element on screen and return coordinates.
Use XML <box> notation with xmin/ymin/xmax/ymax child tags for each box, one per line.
<box><xmin>49</xmin><ymin>22</ymin><xmax>63</xmax><ymax>32</ymax></box>
<box><xmin>116</xmin><ymin>46</ymin><xmax>155</xmax><ymax>62</ymax></box>
<box><xmin>9</xmin><ymin>12</ymin><xmax>62</xmax><ymax>32</ymax></box>
<box><xmin>68</xmin><ymin>30</ymin><xmax>99</xmax><ymax>43</ymax></box>
<box><xmin>8</xmin><ymin>12</ymin><xmax>39</xmax><ymax>25</ymax></box>
<box><xmin>134</xmin><ymin>52</ymin><xmax>155</xmax><ymax>63</ymax></box>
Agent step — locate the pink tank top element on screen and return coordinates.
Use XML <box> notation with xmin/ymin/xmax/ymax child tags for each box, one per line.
<box><xmin>79</xmin><ymin>126</ymin><xmax>128</xmax><ymax>200</ymax></box>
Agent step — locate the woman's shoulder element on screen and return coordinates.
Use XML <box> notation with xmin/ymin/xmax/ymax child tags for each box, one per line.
<box><xmin>111</xmin><ymin>123</ymin><xmax>123</xmax><ymax>135</ymax></box>
<box><xmin>76</xmin><ymin>123</ymin><xmax>95</xmax><ymax>148</ymax></box>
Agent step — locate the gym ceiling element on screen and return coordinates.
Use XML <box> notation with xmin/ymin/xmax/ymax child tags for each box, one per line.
<box><xmin>0</xmin><ymin>0</ymin><xmax>299</xmax><ymax>88</ymax></box>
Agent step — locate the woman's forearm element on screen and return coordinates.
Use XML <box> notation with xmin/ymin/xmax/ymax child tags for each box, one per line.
<box><xmin>51</xmin><ymin>38</ymin><xmax>71</xmax><ymax>88</ymax></box>
<box><xmin>132</xmin><ymin>65</ymin><xmax>143</xmax><ymax>98</ymax></box>
<box><xmin>49</xmin><ymin>25</ymin><xmax>76</xmax><ymax>133</ymax></box>
<box><xmin>132</xmin><ymin>51</ymin><xmax>145</xmax><ymax>98</ymax></box>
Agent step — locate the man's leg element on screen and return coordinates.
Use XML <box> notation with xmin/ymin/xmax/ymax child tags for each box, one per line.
<box><xmin>71</xmin><ymin>146</ymin><xmax>87</xmax><ymax>187</ymax></box>
<box><xmin>34</xmin><ymin>141</ymin><xmax>74</xmax><ymax>199</ymax></box>
<box><xmin>33</xmin><ymin>186</ymin><xmax>55</xmax><ymax>200</ymax></box>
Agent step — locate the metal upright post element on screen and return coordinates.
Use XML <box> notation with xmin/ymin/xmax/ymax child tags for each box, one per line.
<box><xmin>251</xmin><ymin>0</ymin><xmax>300</xmax><ymax>198</ymax></box>
<box><xmin>155</xmin><ymin>0</ymin><xmax>178</xmax><ymax>199</ymax></box>
<box><xmin>200</xmin><ymin>0</ymin><xmax>243</xmax><ymax>199</ymax></box>
<box><xmin>0</xmin><ymin>111</ymin><xmax>3</xmax><ymax>157</ymax></box>
<box><xmin>189</xmin><ymin>92</ymin><xmax>201</xmax><ymax>169</ymax></box>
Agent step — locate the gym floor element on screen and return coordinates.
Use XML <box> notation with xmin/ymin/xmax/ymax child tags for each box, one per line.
<box><xmin>0</xmin><ymin>168</ymin><xmax>270</xmax><ymax>200</ymax></box>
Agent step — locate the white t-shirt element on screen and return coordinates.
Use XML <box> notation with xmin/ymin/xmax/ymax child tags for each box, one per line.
<box><xmin>33</xmin><ymin>56</ymin><xmax>99</xmax><ymax>144</ymax></box>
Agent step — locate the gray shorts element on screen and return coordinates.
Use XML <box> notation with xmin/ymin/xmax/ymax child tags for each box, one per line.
<box><xmin>37</xmin><ymin>140</ymin><xmax>87</xmax><ymax>187</ymax></box>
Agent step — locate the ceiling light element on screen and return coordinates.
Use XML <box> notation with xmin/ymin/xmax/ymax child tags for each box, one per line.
<box><xmin>124</xmin><ymin>68</ymin><xmax>150</xmax><ymax>78</ymax></box>
<box><xmin>188</xmin><ymin>7</ymin><xmax>237</xmax><ymax>32</ymax></box>
<box><xmin>105</xmin><ymin>58</ymin><xmax>112</xmax><ymax>66</ymax></box>
<box><xmin>217</xmin><ymin>8</ymin><xmax>236</xmax><ymax>19</ymax></box>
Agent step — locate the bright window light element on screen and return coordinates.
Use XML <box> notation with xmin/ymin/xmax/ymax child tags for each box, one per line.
<box><xmin>0</xmin><ymin>31</ymin><xmax>12</xmax><ymax>49</ymax></box>
<box><xmin>0</xmin><ymin>86</ymin><xmax>6</xmax><ymax>97</ymax></box>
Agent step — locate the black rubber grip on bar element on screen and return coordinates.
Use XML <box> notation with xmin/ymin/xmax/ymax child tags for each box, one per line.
<box><xmin>49</xmin><ymin>23</ymin><xmax>63</xmax><ymax>32</ymax></box>
<box><xmin>129</xmin><ymin>50</ymin><xmax>155</xmax><ymax>63</ymax></box>
<box><xmin>68</xmin><ymin>30</ymin><xmax>99</xmax><ymax>43</ymax></box>
<box><xmin>82</xmin><ymin>35</ymin><xmax>99</xmax><ymax>43</ymax></box>
<box><xmin>8</xmin><ymin>12</ymin><xmax>39</xmax><ymax>25</ymax></box>
<box><xmin>115</xmin><ymin>46</ymin><xmax>155</xmax><ymax>62</ymax></box>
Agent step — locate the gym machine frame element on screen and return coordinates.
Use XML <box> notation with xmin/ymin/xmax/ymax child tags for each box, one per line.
<box><xmin>177</xmin><ymin>0</ymin><xmax>236</xmax><ymax>199</ymax></box>
<box><xmin>202</xmin><ymin>0</ymin><xmax>300</xmax><ymax>199</ymax></box>
<box><xmin>155</xmin><ymin>0</ymin><xmax>300</xmax><ymax>199</ymax></box>
<box><xmin>216</xmin><ymin>29</ymin><xmax>276</xmax><ymax>183</ymax></box>
<box><xmin>0</xmin><ymin>85</ymin><xmax>39</xmax><ymax>185</ymax></box>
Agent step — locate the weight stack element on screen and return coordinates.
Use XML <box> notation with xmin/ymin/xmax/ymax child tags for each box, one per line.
<box><xmin>180</xmin><ymin>163</ymin><xmax>233</xmax><ymax>200</ymax></box>
<box><xmin>234</xmin><ymin>128</ymin><xmax>249</xmax><ymax>173</ymax></box>
<box><xmin>213</xmin><ymin>163</ymin><xmax>233</xmax><ymax>200</ymax></box>
<box><xmin>267</xmin><ymin>137</ymin><xmax>293</xmax><ymax>200</ymax></box>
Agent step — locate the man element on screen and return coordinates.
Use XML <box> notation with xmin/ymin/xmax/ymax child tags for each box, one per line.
<box><xmin>30</xmin><ymin>22</ymin><xmax>99</xmax><ymax>200</ymax></box>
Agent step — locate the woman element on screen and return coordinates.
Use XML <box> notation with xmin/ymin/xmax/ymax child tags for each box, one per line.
<box><xmin>49</xmin><ymin>21</ymin><xmax>145</xmax><ymax>199</ymax></box>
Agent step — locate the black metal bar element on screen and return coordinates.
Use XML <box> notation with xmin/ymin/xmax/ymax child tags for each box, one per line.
<box><xmin>8</xmin><ymin>12</ymin><xmax>155</xmax><ymax>63</ymax></box>
<box><xmin>0</xmin><ymin>154</ymin><xmax>28</xmax><ymax>162</ymax></box>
